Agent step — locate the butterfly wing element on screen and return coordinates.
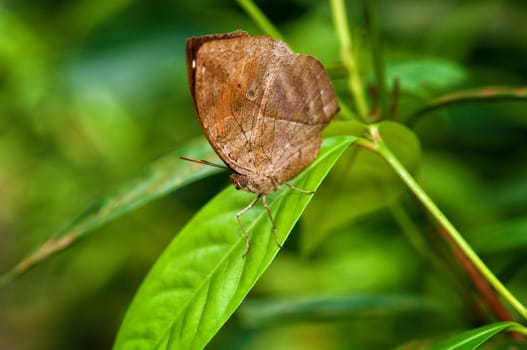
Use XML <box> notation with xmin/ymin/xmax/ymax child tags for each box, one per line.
<box><xmin>188</xmin><ymin>32</ymin><xmax>269</xmax><ymax>176</ymax></box>
<box><xmin>252</xmin><ymin>51</ymin><xmax>339</xmax><ymax>184</ymax></box>
<box><xmin>187</xmin><ymin>33</ymin><xmax>338</xmax><ymax>184</ymax></box>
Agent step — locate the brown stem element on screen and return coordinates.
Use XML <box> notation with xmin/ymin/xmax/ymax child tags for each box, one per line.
<box><xmin>438</xmin><ymin>227</ymin><xmax>512</xmax><ymax>320</ymax></box>
<box><xmin>437</xmin><ymin>227</ymin><xmax>524</xmax><ymax>340</ymax></box>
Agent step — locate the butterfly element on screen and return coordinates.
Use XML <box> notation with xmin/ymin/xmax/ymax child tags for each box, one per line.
<box><xmin>184</xmin><ymin>31</ymin><xmax>339</xmax><ymax>256</ymax></box>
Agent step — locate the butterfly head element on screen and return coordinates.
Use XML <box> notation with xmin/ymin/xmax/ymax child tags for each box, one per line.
<box><xmin>230</xmin><ymin>172</ymin><xmax>280</xmax><ymax>195</ymax></box>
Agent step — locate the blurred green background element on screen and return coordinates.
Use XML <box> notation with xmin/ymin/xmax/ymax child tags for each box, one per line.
<box><xmin>1</xmin><ymin>0</ymin><xmax>527</xmax><ymax>349</ymax></box>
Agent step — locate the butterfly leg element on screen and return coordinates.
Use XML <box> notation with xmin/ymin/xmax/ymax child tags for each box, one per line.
<box><xmin>285</xmin><ymin>182</ymin><xmax>315</xmax><ymax>194</ymax></box>
<box><xmin>261</xmin><ymin>195</ymin><xmax>282</xmax><ymax>249</ymax></box>
<box><xmin>237</xmin><ymin>194</ymin><xmax>261</xmax><ymax>257</ymax></box>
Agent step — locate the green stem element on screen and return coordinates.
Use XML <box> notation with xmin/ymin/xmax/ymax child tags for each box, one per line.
<box><xmin>360</xmin><ymin>126</ymin><xmax>527</xmax><ymax>321</ymax></box>
<box><xmin>407</xmin><ymin>86</ymin><xmax>527</xmax><ymax>126</ymax></box>
<box><xmin>365</xmin><ymin>0</ymin><xmax>388</xmax><ymax>118</ymax></box>
<box><xmin>236</xmin><ymin>0</ymin><xmax>283</xmax><ymax>40</ymax></box>
<box><xmin>330</xmin><ymin>0</ymin><xmax>369</xmax><ymax>119</ymax></box>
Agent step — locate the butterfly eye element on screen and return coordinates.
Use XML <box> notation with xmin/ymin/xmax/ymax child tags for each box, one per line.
<box><xmin>230</xmin><ymin>173</ymin><xmax>246</xmax><ymax>191</ymax></box>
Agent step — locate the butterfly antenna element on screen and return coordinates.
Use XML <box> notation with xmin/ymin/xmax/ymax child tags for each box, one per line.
<box><xmin>180</xmin><ymin>156</ymin><xmax>229</xmax><ymax>170</ymax></box>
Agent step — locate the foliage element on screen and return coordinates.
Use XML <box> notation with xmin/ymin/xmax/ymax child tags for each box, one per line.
<box><xmin>1</xmin><ymin>1</ymin><xmax>527</xmax><ymax>349</ymax></box>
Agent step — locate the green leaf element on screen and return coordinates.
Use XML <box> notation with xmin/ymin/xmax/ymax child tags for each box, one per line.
<box><xmin>379</xmin><ymin>58</ymin><xmax>467</xmax><ymax>123</ymax></box>
<box><xmin>429</xmin><ymin>322</ymin><xmax>524</xmax><ymax>350</ymax></box>
<box><xmin>322</xmin><ymin>120</ymin><xmax>368</xmax><ymax>138</ymax></box>
<box><xmin>239</xmin><ymin>294</ymin><xmax>441</xmax><ymax>327</ymax></box>
<box><xmin>385</xmin><ymin>58</ymin><xmax>467</xmax><ymax>97</ymax></box>
<box><xmin>0</xmin><ymin>137</ymin><xmax>221</xmax><ymax>286</ymax></box>
<box><xmin>301</xmin><ymin>121</ymin><xmax>420</xmax><ymax>254</ymax></box>
<box><xmin>112</xmin><ymin>136</ymin><xmax>355</xmax><ymax>350</ymax></box>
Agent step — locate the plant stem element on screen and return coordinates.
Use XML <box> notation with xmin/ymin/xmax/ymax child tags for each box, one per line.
<box><xmin>365</xmin><ymin>0</ymin><xmax>388</xmax><ymax>119</ymax></box>
<box><xmin>359</xmin><ymin>126</ymin><xmax>527</xmax><ymax>321</ymax></box>
<box><xmin>436</xmin><ymin>226</ymin><xmax>517</xmax><ymax>323</ymax></box>
<box><xmin>330</xmin><ymin>0</ymin><xmax>369</xmax><ymax>119</ymax></box>
<box><xmin>236</xmin><ymin>0</ymin><xmax>283</xmax><ymax>40</ymax></box>
<box><xmin>407</xmin><ymin>86</ymin><xmax>527</xmax><ymax>126</ymax></box>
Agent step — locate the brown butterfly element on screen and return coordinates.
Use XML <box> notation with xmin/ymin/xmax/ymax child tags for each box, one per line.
<box><xmin>183</xmin><ymin>31</ymin><xmax>339</xmax><ymax>256</ymax></box>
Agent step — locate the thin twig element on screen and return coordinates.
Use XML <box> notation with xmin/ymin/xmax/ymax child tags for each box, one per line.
<box><xmin>330</xmin><ymin>0</ymin><xmax>369</xmax><ymax>119</ymax></box>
